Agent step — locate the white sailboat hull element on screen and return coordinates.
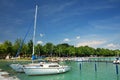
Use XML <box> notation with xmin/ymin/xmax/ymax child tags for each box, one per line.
<box><xmin>9</xmin><ymin>64</ymin><xmax>24</xmax><ymax>72</ymax></box>
<box><xmin>9</xmin><ymin>63</ymin><xmax>46</xmax><ymax>72</ymax></box>
<box><xmin>23</xmin><ymin>66</ymin><xmax>71</xmax><ymax>75</ymax></box>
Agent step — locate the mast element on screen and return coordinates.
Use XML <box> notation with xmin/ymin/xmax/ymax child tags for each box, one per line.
<box><xmin>32</xmin><ymin>5</ymin><xmax>38</xmax><ymax>56</ymax></box>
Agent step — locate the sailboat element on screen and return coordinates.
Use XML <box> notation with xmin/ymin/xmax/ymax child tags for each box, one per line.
<box><xmin>23</xmin><ymin>5</ymin><xmax>71</xmax><ymax>76</ymax></box>
<box><xmin>9</xmin><ymin>4</ymin><xmax>39</xmax><ymax>73</ymax></box>
<box><xmin>9</xmin><ymin>4</ymin><xmax>37</xmax><ymax>73</ymax></box>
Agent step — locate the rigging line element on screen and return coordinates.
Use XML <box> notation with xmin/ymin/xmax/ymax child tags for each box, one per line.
<box><xmin>15</xmin><ymin>25</ymin><xmax>32</xmax><ymax>57</ymax></box>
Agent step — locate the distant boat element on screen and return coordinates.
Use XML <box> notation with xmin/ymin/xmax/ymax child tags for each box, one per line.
<box><xmin>113</xmin><ymin>57</ymin><xmax>120</xmax><ymax>64</ymax></box>
<box><xmin>74</xmin><ymin>57</ymin><xmax>83</xmax><ymax>62</ymax></box>
<box><xmin>73</xmin><ymin>57</ymin><xmax>89</xmax><ymax>62</ymax></box>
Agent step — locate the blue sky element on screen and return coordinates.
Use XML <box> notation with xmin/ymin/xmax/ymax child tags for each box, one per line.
<box><xmin>0</xmin><ymin>0</ymin><xmax>120</xmax><ymax>50</ymax></box>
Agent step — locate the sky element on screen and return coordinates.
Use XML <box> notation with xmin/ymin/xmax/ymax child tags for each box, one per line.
<box><xmin>0</xmin><ymin>0</ymin><xmax>120</xmax><ymax>50</ymax></box>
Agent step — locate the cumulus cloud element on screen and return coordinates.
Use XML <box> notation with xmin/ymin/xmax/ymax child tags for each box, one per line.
<box><xmin>106</xmin><ymin>43</ymin><xmax>120</xmax><ymax>50</ymax></box>
<box><xmin>37</xmin><ymin>41</ymin><xmax>43</xmax><ymax>44</ymax></box>
<box><xmin>76</xmin><ymin>40</ymin><xmax>106</xmax><ymax>47</ymax></box>
<box><xmin>76</xmin><ymin>36</ymin><xmax>80</xmax><ymax>39</ymax></box>
<box><xmin>40</xmin><ymin>33</ymin><xmax>44</xmax><ymax>37</ymax></box>
<box><xmin>63</xmin><ymin>38</ymin><xmax>70</xmax><ymax>42</ymax></box>
<box><xmin>107</xmin><ymin>43</ymin><xmax>117</xmax><ymax>48</ymax></box>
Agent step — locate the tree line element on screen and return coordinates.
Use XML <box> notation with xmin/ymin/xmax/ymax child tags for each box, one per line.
<box><xmin>0</xmin><ymin>39</ymin><xmax>120</xmax><ymax>59</ymax></box>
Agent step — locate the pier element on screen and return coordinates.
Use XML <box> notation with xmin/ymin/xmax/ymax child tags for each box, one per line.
<box><xmin>87</xmin><ymin>57</ymin><xmax>115</xmax><ymax>63</ymax></box>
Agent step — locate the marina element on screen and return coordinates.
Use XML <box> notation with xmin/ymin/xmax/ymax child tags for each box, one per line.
<box><xmin>0</xmin><ymin>57</ymin><xmax>120</xmax><ymax>80</ymax></box>
<box><xmin>0</xmin><ymin>0</ymin><xmax>120</xmax><ymax>80</ymax></box>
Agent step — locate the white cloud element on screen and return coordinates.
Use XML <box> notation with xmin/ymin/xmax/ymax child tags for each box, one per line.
<box><xmin>107</xmin><ymin>43</ymin><xmax>117</xmax><ymax>48</ymax></box>
<box><xmin>76</xmin><ymin>40</ymin><xmax>106</xmax><ymax>48</ymax></box>
<box><xmin>76</xmin><ymin>36</ymin><xmax>80</xmax><ymax>39</ymax></box>
<box><xmin>105</xmin><ymin>43</ymin><xmax>120</xmax><ymax>50</ymax></box>
<box><xmin>63</xmin><ymin>38</ymin><xmax>70</xmax><ymax>42</ymax></box>
<box><xmin>40</xmin><ymin>33</ymin><xmax>44</xmax><ymax>37</ymax></box>
<box><xmin>37</xmin><ymin>41</ymin><xmax>43</xmax><ymax>44</ymax></box>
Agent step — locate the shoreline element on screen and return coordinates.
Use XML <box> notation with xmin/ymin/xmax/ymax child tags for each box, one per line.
<box><xmin>0</xmin><ymin>56</ymin><xmax>116</xmax><ymax>62</ymax></box>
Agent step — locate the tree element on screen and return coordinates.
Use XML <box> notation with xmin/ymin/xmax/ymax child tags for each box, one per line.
<box><xmin>13</xmin><ymin>39</ymin><xmax>22</xmax><ymax>57</ymax></box>
<box><xmin>0</xmin><ymin>44</ymin><xmax>4</xmax><ymax>54</ymax></box>
<box><xmin>21</xmin><ymin>43</ymin><xmax>28</xmax><ymax>58</ymax></box>
<box><xmin>27</xmin><ymin>40</ymin><xmax>33</xmax><ymax>57</ymax></box>
<box><xmin>67</xmin><ymin>46</ymin><xmax>76</xmax><ymax>56</ymax></box>
<box><xmin>43</xmin><ymin>42</ymin><xmax>54</xmax><ymax>56</ymax></box>
<box><xmin>0</xmin><ymin>39</ymin><xmax>120</xmax><ymax>58</ymax></box>
<box><xmin>57</xmin><ymin>43</ymin><xmax>70</xmax><ymax>57</ymax></box>
<box><xmin>0</xmin><ymin>43</ymin><xmax>6</xmax><ymax>58</ymax></box>
<box><xmin>35</xmin><ymin>44</ymin><xmax>43</xmax><ymax>56</ymax></box>
<box><xmin>55</xmin><ymin>44</ymin><xmax>63</xmax><ymax>57</ymax></box>
<box><xmin>76</xmin><ymin>46</ymin><xmax>86</xmax><ymax>56</ymax></box>
<box><xmin>3</xmin><ymin>40</ymin><xmax>13</xmax><ymax>56</ymax></box>
<box><xmin>114</xmin><ymin>49</ymin><xmax>120</xmax><ymax>56</ymax></box>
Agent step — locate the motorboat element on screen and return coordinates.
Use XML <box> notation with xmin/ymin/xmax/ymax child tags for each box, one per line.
<box><xmin>23</xmin><ymin>62</ymin><xmax>71</xmax><ymax>75</ymax></box>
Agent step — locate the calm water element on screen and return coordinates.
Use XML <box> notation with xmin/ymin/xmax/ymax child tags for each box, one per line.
<box><xmin>0</xmin><ymin>59</ymin><xmax>120</xmax><ymax>80</ymax></box>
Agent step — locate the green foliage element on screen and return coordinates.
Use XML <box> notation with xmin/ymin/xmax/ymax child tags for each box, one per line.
<box><xmin>13</xmin><ymin>39</ymin><xmax>22</xmax><ymax>56</ymax></box>
<box><xmin>35</xmin><ymin>44</ymin><xmax>43</xmax><ymax>56</ymax></box>
<box><xmin>27</xmin><ymin>40</ymin><xmax>33</xmax><ymax>56</ymax></box>
<box><xmin>67</xmin><ymin>46</ymin><xmax>76</xmax><ymax>56</ymax></box>
<box><xmin>0</xmin><ymin>39</ymin><xmax>120</xmax><ymax>59</ymax></box>
<box><xmin>43</xmin><ymin>42</ymin><xmax>54</xmax><ymax>56</ymax></box>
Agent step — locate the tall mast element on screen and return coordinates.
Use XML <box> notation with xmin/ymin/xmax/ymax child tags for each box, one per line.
<box><xmin>32</xmin><ymin>5</ymin><xmax>38</xmax><ymax>55</ymax></box>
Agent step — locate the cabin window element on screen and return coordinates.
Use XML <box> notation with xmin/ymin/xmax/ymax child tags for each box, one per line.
<box><xmin>49</xmin><ymin>65</ymin><xmax>59</xmax><ymax>67</ymax></box>
<box><xmin>40</xmin><ymin>65</ymin><xmax>43</xmax><ymax>67</ymax></box>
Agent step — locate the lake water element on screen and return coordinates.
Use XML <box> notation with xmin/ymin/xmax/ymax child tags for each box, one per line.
<box><xmin>0</xmin><ymin>58</ymin><xmax>120</xmax><ymax>80</ymax></box>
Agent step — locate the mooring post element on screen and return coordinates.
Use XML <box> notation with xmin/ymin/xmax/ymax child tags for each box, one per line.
<box><xmin>116</xmin><ymin>64</ymin><xmax>119</xmax><ymax>75</ymax></box>
<box><xmin>95</xmin><ymin>62</ymin><xmax>97</xmax><ymax>72</ymax></box>
<box><xmin>106</xmin><ymin>61</ymin><xmax>107</xmax><ymax>64</ymax></box>
<box><xmin>80</xmin><ymin>63</ymin><xmax>81</xmax><ymax>70</ymax></box>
